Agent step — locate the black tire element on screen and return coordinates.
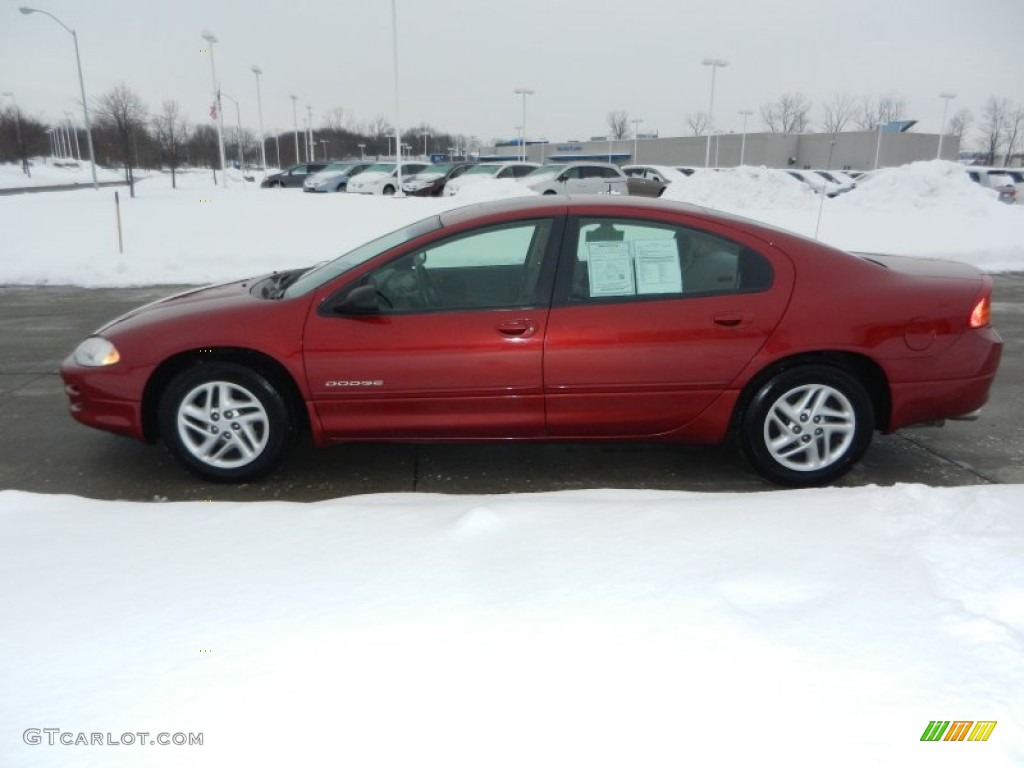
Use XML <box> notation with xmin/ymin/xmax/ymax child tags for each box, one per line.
<box><xmin>382</xmin><ymin>184</ymin><xmax>396</xmax><ymax>195</ymax></box>
<box><xmin>739</xmin><ymin>365</ymin><xmax>874</xmax><ymax>486</ymax></box>
<box><xmin>543</xmin><ymin>189</ymin><xmax>557</xmax><ymax>195</ymax></box>
<box><xmin>336</xmin><ymin>182</ymin><xmax>346</xmax><ymax>192</ymax></box>
<box><xmin>158</xmin><ymin>362</ymin><xmax>292</xmax><ymax>482</ymax></box>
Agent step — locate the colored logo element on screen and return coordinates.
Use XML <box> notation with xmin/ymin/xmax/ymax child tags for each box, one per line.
<box><xmin>921</xmin><ymin>721</ymin><xmax>997</xmax><ymax>742</ymax></box>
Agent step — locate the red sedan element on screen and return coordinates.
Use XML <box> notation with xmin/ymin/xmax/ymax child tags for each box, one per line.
<box><xmin>61</xmin><ymin>196</ymin><xmax>1002</xmax><ymax>486</ymax></box>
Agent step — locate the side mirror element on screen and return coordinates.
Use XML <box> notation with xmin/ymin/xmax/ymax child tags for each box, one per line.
<box><xmin>334</xmin><ymin>284</ymin><xmax>380</xmax><ymax>315</ymax></box>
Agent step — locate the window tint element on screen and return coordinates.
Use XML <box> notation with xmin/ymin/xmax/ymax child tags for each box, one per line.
<box><xmin>569</xmin><ymin>218</ymin><xmax>772</xmax><ymax>302</ymax></box>
<box><xmin>364</xmin><ymin>220</ymin><xmax>553</xmax><ymax>312</ymax></box>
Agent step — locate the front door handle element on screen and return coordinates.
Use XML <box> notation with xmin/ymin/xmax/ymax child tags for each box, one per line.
<box><xmin>496</xmin><ymin>319</ymin><xmax>537</xmax><ymax>338</ymax></box>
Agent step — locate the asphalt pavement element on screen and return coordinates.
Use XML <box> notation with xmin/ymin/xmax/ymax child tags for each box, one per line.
<box><xmin>1</xmin><ymin>276</ymin><xmax>1021</xmax><ymax>502</ymax></box>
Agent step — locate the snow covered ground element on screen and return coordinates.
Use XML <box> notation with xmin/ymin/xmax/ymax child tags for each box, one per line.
<box><xmin>0</xmin><ymin>158</ymin><xmax>125</xmax><ymax>188</ymax></box>
<box><xmin>1</xmin><ymin>158</ymin><xmax>1022</xmax><ymax>286</ymax></box>
<box><xmin>1</xmin><ymin>159</ymin><xmax>1023</xmax><ymax>766</ymax></box>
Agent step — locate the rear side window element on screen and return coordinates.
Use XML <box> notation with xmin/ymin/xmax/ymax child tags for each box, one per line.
<box><xmin>569</xmin><ymin>218</ymin><xmax>773</xmax><ymax>302</ymax></box>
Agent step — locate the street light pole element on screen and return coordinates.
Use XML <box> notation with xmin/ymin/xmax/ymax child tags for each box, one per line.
<box><xmin>251</xmin><ymin>66</ymin><xmax>267</xmax><ymax>176</ymax></box>
<box><xmin>290</xmin><ymin>95</ymin><xmax>299</xmax><ymax>166</ymax></box>
<box><xmin>701</xmin><ymin>57</ymin><xmax>727</xmax><ymax>168</ymax></box>
<box><xmin>222</xmin><ymin>93</ymin><xmax>243</xmax><ymax>172</ymax></box>
<box><xmin>358</xmin><ymin>143</ymin><xmax>366</xmax><ymax>160</ymax></box>
<box><xmin>421</xmin><ymin>131</ymin><xmax>429</xmax><ymax>158</ymax></box>
<box><xmin>19</xmin><ymin>6</ymin><xmax>99</xmax><ymax>189</ymax></box>
<box><xmin>937</xmin><ymin>91</ymin><xmax>956</xmax><ymax>160</ymax></box>
<box><xmin>513</xmin><ymin>87</ymin><xmax>534</xmax><ymax>162</ymax></box>
<box><xmin>306</xmin><ymin>105</ymin><xmax>314</xmax><ymax>161</ymax></box>
<box><xmin>200</xmin><ymin>30</ymin><xmax>228</xmax><ymax>187</ymax></box>
<box><xmin>390</xmin><ymin>0</ymin><xmax>404</xmax><ymax>196</ymax></box>
<box><xmin>631</xmin><ymin>118</ymin><xmax>642</xmax><ymax>163</ymax></box>
<box><xmin>738</xmin><ymin>109</ymin><xmax>752</xmax><ymax>165</ymax></box>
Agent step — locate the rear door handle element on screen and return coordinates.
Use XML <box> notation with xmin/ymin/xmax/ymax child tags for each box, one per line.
<box><xmin>712</xmin><ymin>312</ymin><xmax>749</xmax><ymax>328</ymax></box>
<box><xmin>496</xmin><ymin>319</ymin><xmax>537</xmax><ymax>337</ymax></box>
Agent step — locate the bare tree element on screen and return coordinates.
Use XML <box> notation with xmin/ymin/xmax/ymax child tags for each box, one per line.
<box><xmin>760</xmin><ymin>93</ymin><xmax>812</xmax><ymax>134</ymax></box>
<box><xmin>853</xmin><ymin>94</ymin><xmax>907</xmax><ymax>130</ymax></box>
<box><xmin>321</xmin><ymin>107</ymin><xmax>348</xmax><ymax>132</ymax></box>
<box><xmin>685</xmin><ymin>111</ymin><xmax>709</xmax><ymax>137</ymax></box>
<box><xmin>151</xmin><ymin>100</ymin><xmax>189</xmax><ymax>188</ymax></box>
<box><xmin>607</xmin><ymin>110</ymin><xmax>629</xmax><ymax>140</ymax></box>
<box><xmin>948</xmin><ymin>108</ymin><xmax>973</xmax><ymax>143</ymax></box>
<box><xmin>980</xmin><ymin>97</ymin><xmax>1011</xmax><ymax>165</ymax></box>
<box><xmin>820</xmin><ymin>93</ymin><xmax>855</xmax><ymax>134</ymax></box>
<box><xmin>1001</xmin><ymin>105</ymin><xmax>1024</xmax><ymax>166</ymax></box>
<box><xmin>95</xmin><ymin>83</ymin><xmax>147</xmax><ymax>196</ymax></box>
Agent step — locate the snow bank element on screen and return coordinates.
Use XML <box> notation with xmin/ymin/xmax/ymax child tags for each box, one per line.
<box><xmin>662</xmin><ymin>165</ymin><xmax>818</xmax><ymax>210</ymax></box>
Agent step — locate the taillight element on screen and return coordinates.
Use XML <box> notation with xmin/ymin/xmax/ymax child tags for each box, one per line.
<box><xmin>970</xmin><ymin>295</ymin><xmax>991</xmax><ymax>328</ymax></box>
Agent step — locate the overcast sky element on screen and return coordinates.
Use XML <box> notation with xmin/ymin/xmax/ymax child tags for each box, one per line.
<box><xmin>2</xmin><ymin>0</ymin><xmax>1021</xmax><ymax>148</ymax></box>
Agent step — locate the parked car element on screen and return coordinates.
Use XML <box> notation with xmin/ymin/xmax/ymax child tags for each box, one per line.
<box><xmin>303</xmin><ymin>162</ymin><xmax>374</xmax><ymax>193</ymax></box>
<box><xmin>520</xmin><ymin>162</ymin><xmax>629</xmax><ymax>195</ymax></box>
<box><xmin>346</xmin><ymin>162</ymin><xmax>429</xmax><ymax>195</ymax></box>
<box><xmin>60</xmin><ymin>196</ymin><xmax>1002</xmax><ymax>487</ymax></box>
<box><xmin>443</xmin><ymin>162</ymin><xmax>539</xmax><ymax>196</ymax></box>
<box><xmin>966</xmin><ymin>167</ymin><xmax>1024</xmax><ymax>204</ymax></box>
<box><xmin>402</xmin><ymin>162</ymin><xmax>476</xmax><ymax>197</ymax></box>
<box><xmin>622</xmin><ymin>165</ymin><xmax>690</xmax><ymax>197</ymax></box>
<box><xmin>261</xmin><ymin>163</ymin><xmax>328</xmax><ymax>188</ymax></box>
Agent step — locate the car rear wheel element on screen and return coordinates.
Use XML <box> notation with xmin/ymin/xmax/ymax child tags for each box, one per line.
<box><xmin>159</xmin><ymin>363</ymin><xmax>292</xmax><ymax>482</ymax></box>
<box><xmin>739</xmin><ymin>365</ymin><xmax>873</xmax><ymax>486</ymax></box>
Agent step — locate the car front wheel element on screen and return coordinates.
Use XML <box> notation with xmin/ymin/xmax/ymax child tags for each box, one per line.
<box><xmin>159</xmin><ymin>363</ymin><xmax>292</xmax><ymax>482</ymax></box>
<box><xmin>740</xmin><ymin>365</ymin><xmax>873</xmax><ymax>486</ymax></box>
<box><xmin>382</xmin><ymin>184</ymin><xmax>396</xmax><ymax>195</ymax></box>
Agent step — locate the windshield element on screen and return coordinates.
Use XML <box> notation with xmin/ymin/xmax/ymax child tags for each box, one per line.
<box><xmin>324</xmin><ymin>162</ymin><xmax>354</xmax><ymax>172</ymax></box>
<box><xmin>524</xmin><ymin>164</ymin><xmax>565</xmax><ymax>178</ymax></box>
<box><xmin>362</xmin><ymin>163</ymin><xmax>396</xmax><ymax>174</ymax></box>
<box><xmin>413</xmin><ymin>164</ymin><xmax>452</xmax><ymax>178</ymax></box>
<box><xmin>282</xmin><ymin>216</ymin><xmax>443</xmax><ymax>298</ymax></box>
<box><xmin>463</xmin><ymin>164</ymin><xmax>500</xmax><ymax>176</ymax></box>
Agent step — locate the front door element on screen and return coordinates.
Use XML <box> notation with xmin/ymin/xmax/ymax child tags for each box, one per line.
<box><xmin>303</xmin><ymin>218</ymin><xmax>559</xmax><ymax>439</ymax></box>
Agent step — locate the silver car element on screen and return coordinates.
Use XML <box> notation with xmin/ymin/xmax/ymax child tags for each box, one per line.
<box><xmin>521</xmin><ymin>162</ymin><xmax>628</xmax><ymax>195</ymax></box>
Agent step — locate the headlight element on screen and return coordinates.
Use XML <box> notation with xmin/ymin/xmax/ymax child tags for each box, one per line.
<box><xmin>73</xmin><ymin>337</ymin><xmax>121</xmax><ymax>367</ymax></box>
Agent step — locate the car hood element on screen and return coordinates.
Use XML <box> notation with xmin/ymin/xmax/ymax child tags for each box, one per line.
<box><xmin>96</xmin><ymin>278</ymin><xmax>266</xmax><ymax>334</ymax></box>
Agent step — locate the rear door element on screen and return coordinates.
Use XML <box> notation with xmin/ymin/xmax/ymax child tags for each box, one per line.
<box><xmin>543</xmin><ymin>214</ymin><xmax>793</xmax><ymax>437</ymax></box>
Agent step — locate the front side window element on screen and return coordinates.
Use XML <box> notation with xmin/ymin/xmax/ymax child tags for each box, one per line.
<box><xmin>362</xmin><ymin>220</ymin><xmax>554</xmax><ymax>312</ymax></box>
<box><xmin>569</xmin><ymin>218</ymin><xmax>772</xmax><ymax>302</ymax></box>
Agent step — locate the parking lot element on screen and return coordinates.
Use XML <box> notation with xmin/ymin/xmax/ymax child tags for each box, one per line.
<box><xmin>1</xmin><ymin>274</ymin><xmax>1021</xmax><ymax>503</ymax></box>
